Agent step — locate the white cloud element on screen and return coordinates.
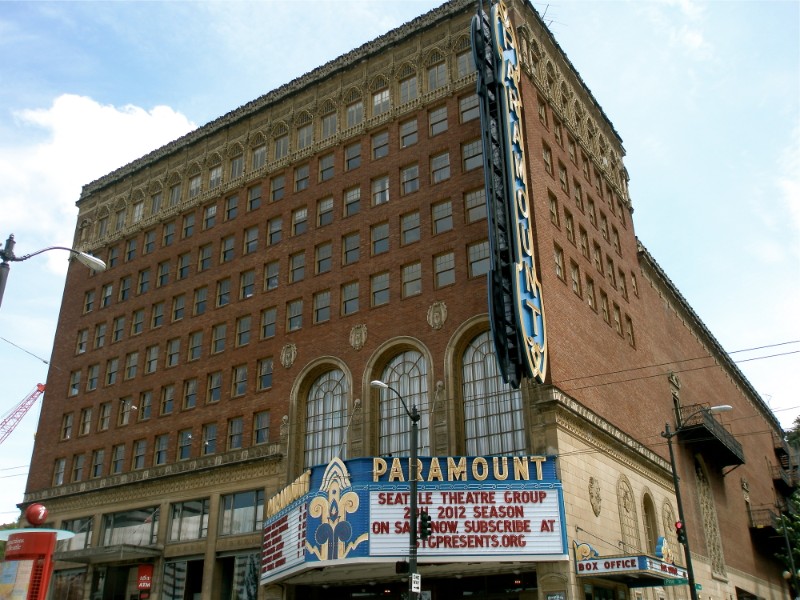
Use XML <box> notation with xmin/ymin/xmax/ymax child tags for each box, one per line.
<box><xmin>0</xmin><ymin>94</ymin><xmax>195</xmax><ymax>271</ymax></box>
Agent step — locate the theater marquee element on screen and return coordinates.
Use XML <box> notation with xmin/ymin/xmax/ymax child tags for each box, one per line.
<box><xmin>261</xmin><ymin>456</ymin><xmax>567</xmax><ymax>586</ymax></box>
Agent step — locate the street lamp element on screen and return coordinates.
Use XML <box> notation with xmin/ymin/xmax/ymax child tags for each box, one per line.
<box><xmin>662</xmin><ymin>404</ymin><xmax>732</xmax><ymax>600</ymax></box>
<box><xmin>0</xmin><ymin>233</ymin><xmax>106</xmax><ymax>308</ymax></box>
<box><xmin>370</xmin><ymin>379</ymin><xmax>421</xmax><ymax>600</ymax></box>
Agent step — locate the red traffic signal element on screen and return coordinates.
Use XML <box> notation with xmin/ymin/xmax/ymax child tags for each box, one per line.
<box><xmin>675</xmin><ymin>521</ymin><xmax>687</xmax><ymax>544</ymax></box>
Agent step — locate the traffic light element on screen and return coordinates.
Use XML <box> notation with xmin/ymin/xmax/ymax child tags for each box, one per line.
<box><xmin>395</xmin><ymin>560</ymin><xmax>409</xmax><ymax>574</ymax></box>
<box><xmin>419</xmin><ymin>511</ymin><xmax>433</xmax><ymax>539</ymax></box>
<box><xmin>675</xmin><ymin>521</ymin><xmax>687</xmax><ymax>544</ymax></box>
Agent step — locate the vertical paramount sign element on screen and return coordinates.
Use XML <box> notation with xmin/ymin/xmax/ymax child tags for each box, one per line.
<box><xmin>472</xmin><ymin>0</ymin><xmax>547</xmax><ymax>387</ymax></box>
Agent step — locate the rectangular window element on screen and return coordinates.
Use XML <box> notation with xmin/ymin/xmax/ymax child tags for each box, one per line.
<box><xmin>143</xmin><ymin>229</ymin><xmax>155</xmax><ymax>254</ymax></box>
<box><xmin>211</xmin><ymin>324</ymin><xmax>227</xmax><ymax>354</ymax></box>
<box><xmin>257</xmin><ymin>263</ymin><xmax>277</xmax><ymax>296</ymax></box>
<box><xmin>542</xmin><ymin>143</ymin><xmax>553</xmax><ymax>175</ymax></box>
<box><xmin>112</xmin><ymin>316</ymin><xmax>124</xmax><ymax>342</ymax></box>
<box><xmin>267</xmin><ymin>217</ymin><xmax>282</xmax><ymax>245</ymax></box>
<box><xmin>183</xmin><ymin>378</ymin><xmax>197</xmax><ymax>410</ymax></box>
<box><xmin>177</xmin><ymin>430</ymin><xmax>193</xmax><ymax>461</ymax></box>
<box><xmin>198</xmin><ymin>244</ymin><xmax>212</xmax><ymax>271</ymax></box>
<box><xmin>459</xmin><ymin>94</ymin><xmax>479</xmax><ymax>122</ymax></box>
<box><xmin>154</xmin><ymin>434</ymin><xmax>169</xmax><ymax>465</ymax></box>
<box><xmin>261</xmin><ymin>307</ymin><xmax>277</xmax><ymax>339</ymax></box>
<box><xmin>401</xmin><ymin>211</ymin><xmax>420</xmax><ymax>245</ymax></box>
<box><xmin>345</xmin><ymin>142</ymin><xmax>361</xmax><ymax>171</ymax></box>
<box><xmin>319</xmin><ymin>153</ymin><xmax>334</xmax><ymax>181</ymax></box>
<box><xmin>84</xmin><ymin>290</ymin><xmax>95</xmax><ymax>313</ymax></box>
<box><xmin>468</xmin><ymin>240</ymin><xmax>490</xmax><ymax>278</ymax></box>
<box><xmin>287</xmin><ymin>299</ymin><xmax>303</xmax><ymax>331</ymax></box>
<box><xmin>252</xmin><ymin>145</ymin><xmax>266</xmax><ymax>170</ymax></box>
<box><xmin>574</xmin><ymin>181</ymin><xmax>584</xmax><ymax>211</ymax></box>
<box><xmin>372</xmin><ymin>130</ymin><xmax>389</xmax><ymax>159</ymax></box>
<box><xmin>231</xmin><ymin>365</ymin><xmax>247</xmax><ymax>397</ymax></box>
<box><xmin>565</xmin><ymin>210</ymin><xmax>575</xmax><ymax>244</ymax></box>
<box><xmin>613</xmin><ymin>303</ymin><xmax>623</xmax><ymax>335</ymax></box>
<box><xmin>341</xmin><ymin>281</ymin><xmax>359</xmax><ymax>315</ymax></box>
<box><xmin>161</xmin><ymin>385</ymin><xmax>175</xmax><ymax>415</ymax></box>
<box><xmin>132</xmin><ymin>440</ymin><xmax>146</xmax><ymax>469</ymax></box>
<box><xmin>188</xmin><ymin>331</ymin><xmax>202</xmax><ymax>361</ymax></box>
<box><xmin>230</xmin><ymin>154</ymin><xmax>244</xmax><ymax>179</ymax></box>
<box><xmin>462</xmin><ymin>139</ymin><xmax>483</xmax><ymax>171</ymax></box>
<box><xmin>559</xmin><ymin>162</ymin><xmax>569</xmax><ymax>193</ymax></box>
<box><xmin>209</xmin><ymin>164</ymin><xmax>223</xmax><ymax>190</ymax></box>
<box><xmin>157</xmin><ymin>261</ymin><xmax>170</xmax><ymax>287</ymax></box>
<box><xmin>457</xmin><ymin>50</ymin><xmax>476</xmax><ymax>78</ymax></box>
<box><xmin>254</xmin><ymin>411</ymin><xmax>270</xmax><ymax>444</ymax></box>
<box><xmin>177</xmin><ymin>253</ymin><xmax>190</xmax><ymax>280</ymax></box>
<box><xmin>554</xmin><ymin>245</ymin><xmax>565</xmax><ymax>280</ymax></box>
<box><xmin>321</xmin><ymin>112</ymin><xmax>337</xmax><ymax>139</ymax></box>
<box><xmin>203</xmin><ymin>204</ymin><xmax>216</xmax><ymax>229</ymax></box>
<box><xmin>193</xmin><ymin>286</ymin><xmax>207</xmax><ymax>315</ymax></box>
<box><xmin>400</xmin><ymin>118</ymin><xmax>418</xmax><ymax>147</ymax></box>
<box><xmin>274</xmin><ymin>134</ymin><xmax>289</xmax><ymax>159</ymax></box>
<box><xmin>292</xmin><ymin>206</ymin><xmax>308</xmax><ymax>235</ymax></box>
<box><xmin>371</xmin><ymin>272</ymin><xmax>390</xmax><ymax>307</ymax></box>
<box><xmin>145</xmin><ymin>345</ymin><xmax>158</xmax><ymax>373</ymax></box>
<box><xmin>315</xmin><ymin>242</ymin><xmax>332</xmax><ymax>274</ymax></box>
<box><xmin>202</xmin><ymin>423</ymin><xmax>217</xmax><ymax>455</ymax></box>
<box><xmin>313</xmin><ymin>290</ymin><xmax>330</xmax><ymax>324</ymax></box>
<box><xmin>248</xmin><ymin>184</ymin><xmax>262</xmax><ymax>211</ymax></box>
<box><xmin>342</xmin><ymin>232</ymin><xmax>360</xmax><ymax>265</ymax></box>
<box><xmin>61</xmin><ymin>413</ymin><xmax>73</xmax><ymax>440</ymax></box>
<box><xmin>372</xmin><ymin>89</ymin><xmax>390</xmax><ymax>116</ymax></box>
<box><xmin>401</xmin><ymin>164</ymin><xmax>419</xmax><ymax>195</ymax></box>
<box><xmin>427</xmin><ymin>62</ymin><xmax>446</xmax><ymax>90</ymax></box>
<box><xmin>402</xmin><ymin>262</ymin><xmax>422</xmax><ymax>298</ymax></box>
<box><xmin>91</xmin><ymin>449</ymin><xmax>104</xmax><ymax>478</ymax></box>
<box><xmin>289</xmin><ymin>252</ymin><xmax>305</xmax><ymax>283</ymax></box>
<box><xmin>625</xmin><ymin>315</ymin><xmax>636</xmax><ymax>347</ymax></box>
<box><xmin>432</xmin><ymin>200</ymin><xmax>453</xmax><ymax>234</ymax></box>
<box><xmin>207</xmin><ymin>372</ymin><xmax>222</xmax><ymax>404</ymax></box>
<box><xmin>216</xmin><ymin>278</ymin><xmax>231</xmax><ymax>307</ymax></box>
<box><xmin>346</xmin><ymin>101</ymin><xmax>364</xmax><ymax>128</ymax></box>
<box><xmin>228</xmin><ymin>417</ymin><xmax>244</xmax><ymax>449</ymax></box>
<box><xmin>87</xmin><ymin>364</ymin><xmax>99</xmax><ymax>391</ymax></box>
<box><xmin>94</xmin><ymin>323</ymin><xmax>106</xmax><ymax>349</ymax></box>
<box><xmin>98</xmin><ymin>402</ymin><xmax>111</xmax><ymax>430</ymax></box>
<box><xmin>570</xmin><ymin>261</ymin><xmax>582</xmax><ymax>296</ymax></box>
<box><xmin>138</xmin><ymin>392</ymin><xmax>152</xmax><ymax>421</ymax></box>
<box><xmin>294</xmin><ymin>164</ymin><xmax>310</xmax><ymax>192</ymax></box>
<box><xmin>118</xmin><ymin>276</ymin><xmax>131</xmax><ymax>301</ymax></box>
<box><xmin>151</xmin><ymin>302</ymin><xmax>165</xmax><ymax>329</ymax></box>
<box><xmin>111</xmin><ymin>445</ymin><xmax>125</xmax><ymax>474</ymax></box>
<box><xmin>69</xmin><ymin>371</ymin><xmax>81</xmax><ymax>397</ymax></box>
<box><xmin>297</xmin><ymin>123</ymin><xmax>313</xmax><ymax>150</ymax></box>
<box><xmin>100</xmin><ymin>284</ymin><xmax>112</xmax><ymax>308</ymax></box>
<box><xmin>72</xmin><ymin>454</ymin><xmax>85</xmax><ymax>482</ymax></box>
<box><xmin>53</xmin><ymin>458</ymin><xmax>66</xmax><ymax>486</ymax></box>
<box><xmin>118</xmin><ymin>397</ymin><xmax>133</xmax><ymax>426</ymax></box>
<box><xmin>270</xmin><ymin>175</ymin><xmax>285</xmax><ymax>201</ymax></box>
<box><xmin>431</xmin><ymin>152</ymin><xmax>450</xmax><ymax>183</ymax></box>
<box><xmin>579</xmin><ymin>227</ymin><xmax>589</xmax><ymax>258</ymax></box>
<box><xmin>465</xmin><ymin>188</ymin><xmax>486</xmax><ymax>223</ymax></box>
<box><xmin>257</xmin><ymin>358</ymin><xmax>273</xmax><ymax>390</ymax></box>
<box><xmin>125</xmin><ymin>351</ymin><xmax>138</xmax><ymax>379</ymax></box>
<box><xmin>600</xmin><ymin>291</ymin><xmax>610</xmax><ymax>323</ymax></box>
<box><xmin>371</xmin><ymin>176</ymin><xmax>389</xmax><ymax>205</ymax></box>
<box><xmin>163</xmin><ymin>221</ymin><xmax>176</xmax><ymax>246</ymax></box>
<box><xmin>317</xmin><ymin>197</ymin><xmax>334</xmax><ymax>227</ymax></box>
<box><xmin>243</xmin><ymin>226</ymin><xmax>258</xmax><ymax>254</ymax></box>
<box><xmin>434</xmin><ymin>252</ymin><xmax>455</xmax><ymax>288</ymax></box>
<box><xmin>166</xmin><ymin>338</ymin><xmax>180</xmax><ymax>367</ymax></box>
<box><xmin>220</xmin><ymin>490</ymin><xmax>264</xmax><ymax>535</ymax></box>
<box><xmin>586</xmin><ymin>276</ymin><xmax>596</xmax><ymax>311</ymax></box>
<box><xmin>76</xmin><ymin>329</ymin><xmax>88</xmax><ymax>354</ymax></box>
<box><xmin>344</xmin><ymin>186</ymin><xmax>360</xmax><ymax>216</ymax></box>
<box><xmin>225</xmin><ymin>195</ymin><xmax>238</xmax><ymax>221</ymax></box>
<box><xmin>240</xmin><ymin>269</ymin><xmax>256</xmax><ymax>298</ymax></box>
<box><xmin>429</xmin><ymin>106</ymin><xmax>448</xmax><ymax>136</ymax></box>
<box><xmin>172</xmin><ymin>294</ymin><xmax>185</xmax><ymax>321</ymax></box>
<box><xmin>549</xmin><ymin>193</ymin><xmax>560</xmax><ymax>226</ymax></box>
<box><xmin>189</xmin><ymin>175</ymin><xmax>202</xmax><ymax>199</ymax></box>
<box><xmin>105</xmin><ymin>358</ymin><xmax>119</xmax><ymax>385</ymax></box>
<box><xmin>399</xmin><ymin>76</ymin><xmax>418</xmax><ymax>104</ymax></box>
<box><xmin>371</xmin><ymin>222</ymin><xmax>389</xmax><ymax>255</ymax></box>
<box><xmin>79</xmin><ymin>407</ymin><xmax>91</xmax><ymax>435</ymax></box>
<box><xmin>236</xmin><ymin>315</ymin><xmax>251</xmax><ymax>347</ymax></box>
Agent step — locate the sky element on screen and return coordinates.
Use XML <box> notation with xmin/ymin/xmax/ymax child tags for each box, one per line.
<box><xmin>0</xmin><ymin>0</ymin><xmax>797</xmax><ymax>523</ymax></box>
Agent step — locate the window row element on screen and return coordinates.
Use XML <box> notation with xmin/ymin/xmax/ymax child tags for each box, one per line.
<box><xmin>553</xmin><ymin>244</ymin><xmax>636</xmax><ymax>347</ymax></box>
<box><xmin>91</xmin><ymin>88</ymin><xmax>481</xmax><ymax>245</ymax></box>
<box><xmin>56</xmin><ymin>410</ymin><xmax>271</xmax><ymax>484</ymax></box>
<box><xmin>57</xmin><ymin>489</ymin><xmax>264</xmax><ymax>550</ymax></box>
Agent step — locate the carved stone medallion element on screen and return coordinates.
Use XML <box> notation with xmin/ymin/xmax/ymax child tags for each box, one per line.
<box><xmin>280</xmin><ymin>343</ymin><xmax>297</xmax><ymax>368</ymax></box>
<box><xmin>350</xmin><ymin>324</ymin><xmax>368</xmax><ymax>350</ymax></box>
<box><xmin>427</xmin><ymin>301</ymin><xmax>447</xmax><ymax>330</ymax></box>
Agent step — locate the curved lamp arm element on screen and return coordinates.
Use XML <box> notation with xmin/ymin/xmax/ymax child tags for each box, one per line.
<box><xmin>13</xmin><ymin>246</ymin><xmax>106</xmax><ymax>271</ymax></box>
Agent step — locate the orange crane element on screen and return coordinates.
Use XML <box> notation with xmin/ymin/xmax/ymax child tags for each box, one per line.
<box><xmin>0</xmin><ymin>383</ymin><xmax>45</xmax><ymax>445</ymax></box>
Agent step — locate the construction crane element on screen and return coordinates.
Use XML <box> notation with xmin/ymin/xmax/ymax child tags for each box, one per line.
<box><xmin>0</xmin><ymin>384</ymin><xmax>45</xmax><ymax>445</ymax></box>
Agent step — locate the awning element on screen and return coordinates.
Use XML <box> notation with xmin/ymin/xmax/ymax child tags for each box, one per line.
<box><xmin>575</xmin><ymin>555</ymin><xmax>689</xmax><ymax>588</ymax></box>
<box><xmin>54</xmin><ymin>544</ymin><xmax>162</xmax><ymax>565</ymax></box>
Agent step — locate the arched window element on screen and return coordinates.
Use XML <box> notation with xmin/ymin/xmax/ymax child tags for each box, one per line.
<box><xmin>695</xmin><ymin>458</ymin><xmax>727</xmax><ymax>577</ymax></box>
<box><xmin>304</xmin><ymin>369</ymin><xmax>348</xmax><ymax>468</ymax></box>
<box><xmin>642</xmin><ymin>492</ymin><xmax>658</xmax><ymax>553</ymax></box>
<box><xmin>379</xmin><ymin>350</ymin><xmax>429</xmax><ymax>456</ymax></box>
<box><xmin>462</xmin><ymin>331</ymin><xmax>524</xmax><ymax>454</ymax></box>
<box><xmin>617</xmin><ymin>475</ymin><xmax>641</xmax><ymax>553</ymax></box>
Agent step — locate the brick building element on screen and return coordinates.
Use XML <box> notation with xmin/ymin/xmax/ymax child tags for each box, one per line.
<box><xmin>21</xmin><ymin>1</ymin><xmax>792</xmax><ymax>599</ymax></box>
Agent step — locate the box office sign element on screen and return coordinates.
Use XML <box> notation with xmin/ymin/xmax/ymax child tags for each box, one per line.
<box><xmin>261</xmin><ymin>455</ymin><xmax>567</xmax><ymax>585</ymax></box>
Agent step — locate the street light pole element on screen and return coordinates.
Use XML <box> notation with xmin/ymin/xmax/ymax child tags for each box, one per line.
<box><xmin>662</xmin><ymin>405</ymin><xmax>732</xmax><ymax>600</ymax></box>
<box><xmin>0</xmin><ymin>233</ymin><xmax>106</xmax><ymax>308</ymax></box>
<box><xmin>371</xmin><ymin>380</ymin><xmax>421</xmax><ymax>600</ymax></box>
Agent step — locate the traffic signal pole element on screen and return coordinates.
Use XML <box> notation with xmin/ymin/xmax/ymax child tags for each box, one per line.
<box><xmin>663</xmin><ymin>423</ymin><xmax>699</xmax><ymax>600</ymax></box>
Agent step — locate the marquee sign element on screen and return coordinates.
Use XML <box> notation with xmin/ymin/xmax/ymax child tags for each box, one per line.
<box><xmin>261</xmin><ymin>456</ymin><xmax>567</xmax><ymax>586</ymax></box>
<box><xmin>472</xmin><ymin>0</ymin><xmax>547</xmax><ymax>387</ymax></box>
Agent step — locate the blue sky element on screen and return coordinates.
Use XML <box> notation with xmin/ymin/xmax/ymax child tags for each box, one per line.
<box><xmin>0</xmin><ymin>0</ymin><xmax>797</xmax><ymax>522</ymax></box>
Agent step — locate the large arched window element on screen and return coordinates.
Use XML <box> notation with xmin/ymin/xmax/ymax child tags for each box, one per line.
<box><xmin>642</xmin><ymin>492</ymin><xmax>658</xmax><ymax>553</ymax></box>
<box><xmin>379</xmin><ymin>350</ymin><xmax>429</xmax><ymax>456</ymax></box>
<box><xmin>304</xmin><ymin>369</ymin><xmax>348</xmax><ymax>468</ymax></box>
<box><xmin>462</xmin><ymin>331</ymin><xmax>525</xmax><ymax>455</ymax></box>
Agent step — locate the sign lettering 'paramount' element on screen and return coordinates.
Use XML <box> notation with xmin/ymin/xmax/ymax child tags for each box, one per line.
<box><xmin>473</xmin><ymin>0</ymin><xmax>547</xmax><ymax>387</ymax></box>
